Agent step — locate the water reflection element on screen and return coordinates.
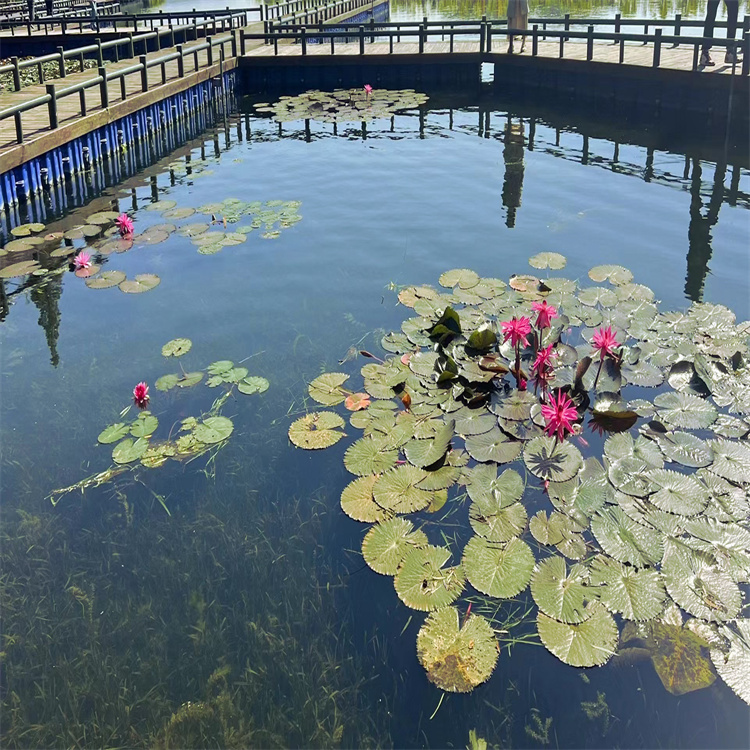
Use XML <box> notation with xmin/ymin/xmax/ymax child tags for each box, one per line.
<box><xmin>502</xmin><ymin>116</ymin><xmax>525</xmax><ymax>227</ymax></box>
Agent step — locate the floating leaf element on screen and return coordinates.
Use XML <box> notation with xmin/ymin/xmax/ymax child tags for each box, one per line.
<box><xmin>0</xmin><ymin>260</ymin><xmax>41</xmax><ymax>278</ymax></box>
<box><xmin>531</xmin><ymin>556</ymin><xmax>591</xmax><ymax>624</ymax></box>
<box><xmin>161</xmin><ymin>338</ymin><xmax>192</xmax><ymax>357</ymax></box>
<box><xmin>175</xmin><ymin>372</ymin><xmax>203</xmax><ymax>388</ymax></box>
<box><xmin>523</xmin><ymin>436</ymin><xmax>583</xmax><ymax>482</ymax></box>
<box><xmin>308</xmin><ymin>372</ymin><xmax>349</xmax><ymax>406</ymax></box>
<box><xmin>112</xmin><ymin>437</ymin><xmax>149</xmax><ymax>464</ymax></box>
<box><xmin>529</xmin><ymin>251</ymin><xmax>567</xmax><ymax>270</ymax></box>
<box><xmin>439</xmin><ymin>268</ymin><xmax>480</xmax><ymax>289</ymax></box>
<box><xmin>417</xmin><ymin>607</ymin><xmax>498</xmax><ymax>692</ymax></box>
<box><xmin>194</xmin><ymin>416</ymin><xmax>234</xmax><ymax>444</ymax></box>
<box><xmin>463</xmin><ymin>536</ymin><xmax>534</xmax><ymax>598</ymax></box>
<box><xmin>465</xmin><ymin>428</ymin><xmax>522</xmax><ymax>464</ymax></box>
<box><xmin>155</xmin><ymin>373</ymin><xmax>180</xmax><ymax>391</ymax></box>
<box><xmin>394</xmin><ymin>545</ymin><xmax>465</xmax><ymax>611</ymax></box>
<box><xmin>97</xmin><ymin>422</ymin><xmax>130</xmax><ymax>444</ymax></box>
<box><xmin>373</xmin><ymin>464</ymin><xmax>432</xmax><ymax>514</ymax></box>
<box><xmin>588</xmin><ymin>264</ymin><xmax>633</xmax><ymax>285</ymax></box>
<box><xmin>708</xmin><ymin>439</ymin><xmax>750</xmax><ymax>483</ymax></box>
<box><xmin>238</xmin><ymin>376</ymin><xmax>269</xmax><ymax>395</ymax></box>
<box><xmin>537</xmin><ymin>602</ymin><xmax>618</xmax><ymax>667</ymax></box>
<box><xmin>362</xmin><ymin>517</ymin><xmax>427</xmax><ymax>574</ymax></box>
<box><xmin>119</xmin><ymin>274</ymin><xmax>161</xmax><ymax>294</ymax></box>
<box><xmin>130</xmin><ymin>413</ymin><xmax>158</xmax><ymax>438</ymax></box>
<box><xmin>589</xmin><ymin>555</ymin><xmax>665</xmax><ymax>621</ymax></box>
<box><xmin>341</xmin><ymin>475</ymin><xmax>391</xmax><ymax>523</ymax></box>
<box><xmin>405</xmin><ymin>420</ymin><xmax>454</xmax><ymax>468</ymax></box>
<box><xmin>288</xmin><ymin>411</ymin><xmax>345</xmax><ymax>450</ymax></box>
<box><xmin>85</xmin><ymin>270</ymin><xmax>126</xmax><ymax>289</ymax></box>
<box><xmin>711</xmin><ymin>621</ymin><xmax>750</xmax><ymax>705</ymax></box>
<box><xmin>344</xmin><ymin>436</ymin><xmax>398</xmax><ymax>476</ymax></box>
<box><xmin>656</xmin><ymin>431</ymin><xmax>713</xmax><ymax>468</ymax></box>
<box><xmin>345</xmin><ymin>392</ymin><xmax>371</xmax><ymax>411</ymax></box>
<box><xmin>469</xmin><ymin>500</ymin><xmax>527</xmax><ymax>542</ymax></box>
<box><xmin>654</xmin><ymin>392</ymin><xmax>717</xmax><ymax>430</ymax></box>
<box><xmin>645</xmin><ymin>469</ymin><xmax>709</xmax><ymax>516</ymax></box>
<box><xmin>591</xmin><ymin>506</ymin><xmax>663</xmax><ymax>567</ymax></box>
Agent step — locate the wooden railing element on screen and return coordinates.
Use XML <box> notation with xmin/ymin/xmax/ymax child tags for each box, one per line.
<box><xmin>0</xmin><ymin>0</ymin><xmax>120</xmax><ymax>29</ymax></box>
<box><xmin>0</xmin><ymin>32</ymin><xmax>237</xmax><ymax>144</ymax></box>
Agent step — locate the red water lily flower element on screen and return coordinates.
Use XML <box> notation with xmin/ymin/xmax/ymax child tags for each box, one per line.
<box><xmin>532</xmin><ymin>344</ymin><xmax>556</xmax><ymax>374</ymax></box>
<box><xmin>592</xmin><ymin>325</ymin><xmax>621</xmax><ymax>359</ymax></box>
<box><xmin>541</xmin><ymin>389</ymin><xmax>579</xmax><ymax>442</ymax></box>
<box><xmin>364</xmin><ymin>83</ymin><xmax>373</xmax><ymax>95</ymax></box>
<box><xmin>500</xmin><ymin>316</ymin><xmax>532</xmax><ymax>349</ymax></box>
<box><xmin>115</xmin><ymin>213</ymin><xmax>134</xmax><ymax>237</ymax></box>
<box><xmin>531</xmin><ymin>300</ymin><xmax>558</xmax><ymax>330</ymax></box>
<box><xmin>133</xmin><ymin>382</ymin><xmax>150</xmax><ymax>409</ymax></box>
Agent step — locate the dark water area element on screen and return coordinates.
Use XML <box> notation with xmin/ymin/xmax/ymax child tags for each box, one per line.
<box><xmin>1</xmin><ymin>83</ymin><xmax>749</xmax><ymax>748</ymax></box>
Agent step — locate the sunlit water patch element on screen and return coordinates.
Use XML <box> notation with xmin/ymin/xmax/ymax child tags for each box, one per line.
<box><xmin>1</xmin><ymin>90</ymin><xmax>749</xmax><ymax>748</ymax></box>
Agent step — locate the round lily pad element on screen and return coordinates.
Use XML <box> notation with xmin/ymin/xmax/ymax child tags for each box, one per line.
<box><xmin>529</xmin><ymin>252</ymin><xmax>567</xmax><ymax>270</ymax></box>
<box><xmin>531</xmin><ymin>556</ymin><xmax>592</xmax><ymax>624</ymax></box>
<box><xmin>462</xmin><ymin>535</ymin><xmax>534</xmax><ymax>599</ymax></box>
<box><xmin>85</xmin><ymin>270</ymin><xmax>126</xmax><ymax>289</ymax></box>
<box><xmin>589</xmin><ymin>555</ymin><xmax>665</xmax><ymax>621</ymax></box>
<box><xmin>537</xmin><ymin>602</ymin><xmax>618</xmax><ymax>667</ymax></box>
<box><xmin>131</xmin><ymin>413</ymin><xmax>158</xmax><ymax>438</ymax></box>
<box><xmin>119</xmin><ymin>274</ymin><xmax>161</xmax><ymax>294</ymax></box>
<box><xmin>588</xmin><ymin>264</ymin><xmax>633</xmax><ymax>285</ymax></box>
<box><xmin>288</xmin><ymin>411</ymin><xmax>345</xmax><ymax>450</ymax></box>
<box><xmin>155</xmin><ymin>373</ymin><xmax>180</xmax><ymax>391</ymax></box>
<box><xmin>238</xmin><ymin>376</ymin><xmax>269</xmax><ymax>395</ymax></box>
<box><xmin>175</xmin><ymin>372</ymin><xmax>203</xmax><ymax>388</ymax></box>
<box><xmin>341</xmin><ymin>475</ymin><xmax>391</xmax><ymax>523</ymax></box>
<box><xmin>144</xmin><ymin>199</ymin><xmax>177</xmax><ymax>211</ymax></box>
<box><xmin>417</xmin><ymin>606</ymin><xmax>499</xmax><ymax>692</ymax></box>
<box><xmin>134</xmin><ymin>228</ymin><xmax>169</xmax><ymax>245</ymax></box>
<box><xmin>161</xmin><ymin>338</ymin><xmax>192</xmax><ymax>357</ymax></box>
<box><xmin>162</xmin><ymin>207</ymin><xmax>195</xmax><ymax>220</ymax></box>
<box><xmin>394</xmin><ymin>545</ymin><xmax>465</xmax><ymax>611</ymax></box>
<box><xmin>344</xmin><ymin>435</ymin><xmax>398</xmax><ymax>476</ymax></box>
<box><xmin>308</xmin><ymin>372</ymin><xmax>349</xmax><ymax>406</ymax></box>
<box><xmin>523</xmin><ymin>436</ymin><xmax>583</xmax><ymax>482</ymax></box>
<box><xmin>0</xmin><ymin>260</ymin><xmax>41</xmax><ymax>278</ymax></box>
<box><xmin>194</xmin><ymin>416</ymin><xmax>234</xmax><ymax>444</ymax></box>
<box><xmin>362</xmin><ymin>517</ymin><xmax>427</xmax><ymax>574</ymax></box>
<box><xmin>97</xmin><ymin>422</ymin><xmax>130</xmax><ymax>444</ymax></box>
<box><xmin>373</xmin><ymin>464</ymin><xmax>432</xmax><ymax>514</ymax></box>
<box><xmin>112</xmin><ymin>437</ymin><xmax>149</xmax><ymax>464</ymax></box>
<box><xmin>711</xmin><ymin>620</ymin><xmax>750</xmax><ymax>706</ymax></box>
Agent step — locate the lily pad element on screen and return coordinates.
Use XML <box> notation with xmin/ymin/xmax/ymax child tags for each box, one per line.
<box><xmin>654</xmin><ymin>392</ymin><xmax>717</xmax><ymax>430</ymax></box>
<box><xmin>463</xmin><ymin>536</ymin><xmax>534</xmax><ymax>599</ymax></box>
<box><xmin>161</xmin><ymin>338</ymin><xmax>192</xmax><ymax>357</ymax></box>
<box><xmin>130</xmin><ymin>413</ymin><xmax>158</xmax><ymax>438</ymax></box>
<box><xmin>417</xmin><ymin>606</ymin><xmax>499</xmax><ymax>692</ymax></box>
<box><xmin>588</xmin><ymin>264</ymin><xmax>633</xmax><ymax>286</ymax></box>
<box><xmin>0</xmin><ymin>260</ymin><xmax>41</xmax><ymax>278</ymax></box>
<box><xmin>112</xmin><ymin>437</ymin><xmax>149</xmax><ymax>464</ymax></box>
<box><xmin>362</xmin><ymin>517</ymin><xmax>427</xmax><ymax>574</ymax></box>
<box><xmin>308</xmin><ymin>372</ymin><xmax>349</xmax><ymax>406</ymax></box>
<box><xmin>529</xmin><ymin>252</ymin><xmax>567</xmax><ymax>270</ymax></box>
<box><xmin>373</xmin><ymin>464</ymin><xmax>432</xmax><ymax>514</ymax></box>
<box><xmin>524</xmin><ymin>436</ymin><xmax>583</xmax><ymax>482</ymax></box>
<box><xmin>288</xmin><ymin>411</ymin><xmax>345</xmax><ymax>450</ymax></box>
<box><xmin>238</xmin><ymin>376</ymin><xmax>269</xmax><ymax>395</ymax></box>
<box><xmin>344</xmin><ymin>435</ymin><xmax>398</xmax><ymax>476</ymax></box>
<box><xmin>394</xmin><ymin>545</ymin><xmax>465</xmax><ymax>611</ymax></box>
<box><xmin>589</xmin><ymin>555</ymin><xmax>665</xmax><ymax>621</ymax></box>
<box><xmin>537</xmin><ymin>602</ymin><xmax>618</xmax><ymax>667</ymax></box>
<box><xmin>97</xmin><ymin>422</ymin><xmax>130</xmax><ymax>444</ymax></box>
<box><xmin>85</xmin><ymin>270</ymin><xmax>127</xmax><ymax>289</ymax></box>
<box><xmin>119</xmin><ymin>274</ymin><xmax>161</xmax><ymax>294</ymax></box>
<box><xmin>194</xmin><ymin>416</ymin><xmax>234</xmax><ymax>444</ymax></box>
<box><xmin>155</xmin><ymin>373</ymin><xmax>180</xmax><ymax>391</ymax></box>
<box><xmin>711</xmin><ymin>620</ymin><xmax>750</xmax><ymax>705</ymax></box>
<box><xmin>531</xmin><ymin>556</ymin><xmax>591</xmax><ymax>624</ymax></box>
<box><xmin>341</xmin><ymin>475</ymin><xmax>392</xmax><ymax>523</ymax></box>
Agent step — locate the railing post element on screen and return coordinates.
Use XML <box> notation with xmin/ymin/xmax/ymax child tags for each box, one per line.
<box><xmin>240</xmin><ymin>27</ymin><xmax>246</xmax><ymax>55</ymax></box>
<box><xmin>532</xmin><ymin>24</ymin><xmax>538</xmax><ymax>56</ymax></box>
<box><xmin>485</xmin><ymin>19</ymin><xmax>491</xmax><ymax>52</ymax></box>
<box><xmin>231</xmin><ymin>28</ymin><xmax>237</xmax><ymax>57</ymax></box>
<box><xmin>742</xmin><ymin>32</ymin><xmax>750</xmax><ymax>77</ymax></box>
<box><xmin>586</xmin><ymin>25</ymin><xmax>593</xmax><ymax>61</ymax></box>
<box><xmin>301</xmin><ymin>26</ymin><xmax>307</xmax><ymax>54</ymax></box>
<box><xmin>614</xmin><ymin>12</ymin><xmax>621</xmax><ymax>35</ymax></box>
<box><xmin>96</xmin><ymin>37</ymin><xmax>104</xmax><ymax>65</ymax></box>
<box><xmin>207</xmin><ymin>35</ymin><xmax>213</xmax><ymax>64</ymax></box>
<box><xmin>359</xmin><ymin>25</ymin><xmax>365</xmax><ymax>54</ymax></box>
<box><xmin>57</xmin><ymin>47</ymin><xmax>66</xmax><ymax>78</ymax></box>
<box><xmin>98</xmin><ymin>65</ymin><xmax>109</xmax><ymax>108</ymax></box>
<box><xmin>419</xmin><ymin>22</ymin><xmax>425</xmax><ymax>53</ymax></box>
<box><xmin>564</xmin><ymin>13</ymin><xmax>570</xmax><ymax>41</ymax></box>
<box><xmin>652</xmin><ymin>28</ymin><xmax>662</xmax><ymax>67</ymax></box>
<box><xmin>140</xmin><ymin>54</ymin><xmax>148</xmax><ymax>90</ymax></box>
<box><xmin>46</xmin><ymin>84</ymin><xmax>58</xmax><ymax>129</ymax></box>
<box><xmin>177</xmin><ymin>44</ymin><xmax>185</xmax><ymax>75</ymax></box>
<box><xmin>14</xmin><ymin>112</ymin><xmax>24</xmax><ymax>144</ymax></box>
<box><xmin>673</xmin><ymin>13</ymin><xmax>681</xmax><ymax>46</ymax></box>
<box><xmin>11</xmin><ymin>56</ymin><xmax>21</xmax><ymax>91</ymax></box>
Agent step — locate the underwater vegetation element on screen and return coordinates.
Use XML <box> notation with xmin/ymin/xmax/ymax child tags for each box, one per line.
<box><xmin>293</xmin><ymin>255</ymin><xmax>750</xmax><ymax>702</ymax></box>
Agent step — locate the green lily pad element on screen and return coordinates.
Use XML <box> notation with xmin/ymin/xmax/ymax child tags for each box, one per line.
<box><xmin>654</xmin><ymin>392</ymin><xmax>717</xmax><ymax>430</ymax></box>
<box><xmin>238</xmin><ymin>376</ymin><xmax>269</xmax><ymax>395</ymax></box>
<box><xmin>589</xmin><ymin>555</ymin><xmax>665</xmax><ymax>621</ymax></box>
<box><xmin>131</xmin><ymin>413</ymin><xmax>158</xmax><ymax>438</ymax></box>
<box><xmin>97</xmin><ymin>422</ymin><xmax>130</xmax><ymax>444</ymax></box>
<box><xmin>588</xmin><ymin>264</ymin><xmax>633</xmax><ymax>285</ymax></box>
<box><xmin>645</xmin><ymin>468</ymin><xmax>709</xmax><ymax>516</ymax></box>
<box><xmin>112</xmin><ymin>437</ymin><xmax>149</xmax><ymax>464</ymax></box>
<box><xmin>417</xmin><ymin>606</ymin><xmax>499</xmax><ymax>692</ymax></box>
<box><xmin>0</xmin><ymin>260</ymin><xmax>41</xmax><ymax>278</ymax></box>
<box><xmin>711</xmin><ymin>620</ymin><xmax>750</xmax><ymax>705</ymax></box>
<box><xmin>465</xmin><ymin>428</ymin><xmax>522</xmax><ymax>464</ymax></box>
<box><xmin>463</xmin><ymin>536</ymin><xmax>534</xmax><ymax>598</ymax></box>
<box><xmin>524</xmin><ymin>436</ymin><xmax>583</xmax><ymax>482</ymax></box>
<box><xmin>155</xmin><ymin>373</ymin><xmax>180</xmax><ymax>391</ymax></box>
<box><xmin>161</xmin><ymin>338</ymin><xmax>192</xmax><ymax>357</ymax></box>
<box><xmin>591</xmin><ymin>506</ymin><xmax>664</xmax><ymax>567</ymax></box>
<box><xmin>362</xmin><ymin>517</ymin><xmax>427</xmax><ymax>574</ymax></box>
<box><xmin>308</xmin><ymin>372</ymin><xmax>349</xmax><ymax>406</ymax></box>
<box><xmin>537</xmin><ymin>602</ymin><xmax>618</xmax><ymax>667</ymax></box>
<box><xmin>341</xmin><ymin>475</ymin><xmax>392</xmax><ymax>523</ymax></box>
<box><xmin>175</xmin><ymin>372</ymin><xmax>203</xmax><ymax>388</ymax></box>
<box><xmin>119</xmin><ymin>274</ymin><xmax>161</xmax><ymax>294</ymax></box>
<box><xmin>708</xmin><ymin>439</ymin><xmax>750</xmax><ymax>483</ymax></box>
<box><xmin>529</xmin><ymin>252</ymin><xmax>567</xmax><ymax>270</ymax></box>
<box><xmin>194</xmin><ymin>416</ymin><xmax>234</xmax><ymax>445</ymax></box>
<box><xmin>404</xmin><ymin>420</ymin><xmax>454</xmax><ymax>468</ymax></box>
<box><xmin>394</xmin><ymin>545</ymin><xmax>465</xmax><ymax>611</ymax></box>
<box><xmin>531</xmin><ymin>556</ymin><xmax>591</xmax><ymax>624</ymax></box>
<box><xmin>288</xmin><ymin>411</ymin><xmax>345</xmax><ymax>449</ymax></box>
<box><xmin>373</xmin><ymin>464</ymin><xmax>432</xmax><ymax>514</ymax></box>
<box><xmin>344</xmin><ymin>435</ymin><xmax>399</xmax><ymax>476</ymax></box>
<box><xmin>85</xmin><ymin>270</ymin><xmax>127</xmax><ymax>289</ymax></box>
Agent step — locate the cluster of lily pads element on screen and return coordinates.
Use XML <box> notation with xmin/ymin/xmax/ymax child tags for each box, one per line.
<box><xmin>289</xmin><ymin>254</ymin><xmax>750</xmax><ymax>703</ymax></box>
<box><xmin>0</xmin><ymin>196</ymin><xmax>301</xmax><ymax>287</ymax></box>
<box><xmin>48</xmin><ymin>337</ymin><xmax>269</xmax><ymax>508</ymax></box>
<box><xmin>253</xmin><ymin>88</ymin><xmax>430</xmax><ymax>124</ymax></box>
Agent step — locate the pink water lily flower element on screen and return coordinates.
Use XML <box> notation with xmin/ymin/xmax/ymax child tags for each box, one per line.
<box><xmin>541</xmin><ymin>389</ymin><xmax>579</xmax><ymax>442</ymax></box>
<box><xmin>532</xmin><ymin>343</ymin><xmax>556</xmax><ymax>374</ymax></box>
<box><xmin>364</xmin><ymin>83</ymin><xmax>373</xmax><ymax>95</ymax></box>
<box><xmin>500</xmin><ymin>316</ymin><xmax>532</xmax><ymax>349</ymax></box>
<box><xmin>73</xmin><ymin>251</ymin><xmax>92</xmax><ymax>270</ymax></box>
<box><xmin>592</xmin><ymin>325</ymin><xmax>621</xmax><ymax>359</ymax></box>
<box><xmin>531</xmin><ymin>300</ymin><xmax>558</xmax><ymax>330</ymax></box>
<box><xmin>133</xmin><ymin>382</ymin><xmax>150</xmax><ymax>409</ymax></box>
<box><xmin>115</xmin><ymin>213</ymin><xmax>134</xmax><ymax>237</ymax></box>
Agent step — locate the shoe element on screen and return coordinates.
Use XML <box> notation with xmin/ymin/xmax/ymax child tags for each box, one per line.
<box><xmin>725</xmin><ymin>51</ymin><xmax>740</xmax><ymax>64</ymax></box>
<box><xmin>700</xmin><ymin>51</ymin><xmax>714</xmax><ymax>66</ymax></box>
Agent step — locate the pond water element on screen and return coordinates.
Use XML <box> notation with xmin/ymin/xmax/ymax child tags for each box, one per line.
<box><xmin>1</xmin><ymin>85</ymin><xmax>749</xmax><ymax>748</ymax></box>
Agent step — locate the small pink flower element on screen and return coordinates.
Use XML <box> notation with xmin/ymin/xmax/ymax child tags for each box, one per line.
<box><xmin>73</xmin><ymin>251</ymin><xmax>92</xmax><ymax>270</ymax></box>
<box><xmin>133</xmin><ymin>382</ymin><xmax>150</xmax><ymax>409</ymax></box>
<box><xmin>532</xmin><ymin>344</ymin><xmax>556</xmax><ymax>375</ymax></box>
<box><xmin>364</xmin><ymin>84</ymin><xmax>373</xmax><ymax>95</ymax></box>
<box><xmin>500</xmin><ymin>316</ymin><xmax>532</xmax><ymax>349</ymax></box>
<box><xmin>115</xmin><ymin>213</ymin><xmax>134</xmax><ymax>237</ymax></box>
<box><xmin>532</xmin><ymin>300</ymin><xmax>558</xmax><ymax>330</ymax></box>
<box><xmin>592</xmin><ymin>325</ymin><xmax>621</xmax><ymax>360</ymax></box>
<box><xmin>540</xmin><ymin>389</ymin><xmax>579</xmax><ymax>442</ymax></box>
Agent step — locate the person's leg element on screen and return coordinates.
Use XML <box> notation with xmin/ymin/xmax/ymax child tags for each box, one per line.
<box><xmin>702</xmin><ymin>0</ymin><xmax>720</xmax><ymax>54</ymax></box>
<box><xmin>724</xmin><ymin>0</ymin><xmax>739</xmax><ymax>61</ymax></box>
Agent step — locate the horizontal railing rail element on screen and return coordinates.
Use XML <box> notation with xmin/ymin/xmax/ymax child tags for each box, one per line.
<box><xmin>0</xmin><ymin>31</ymin><xmax>236</xmax><ymax>144</ymax></box>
